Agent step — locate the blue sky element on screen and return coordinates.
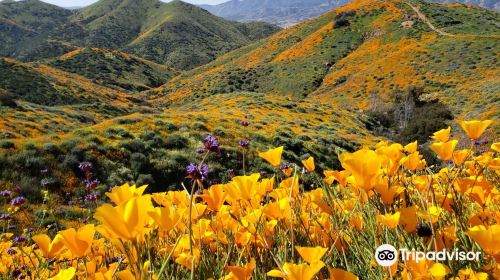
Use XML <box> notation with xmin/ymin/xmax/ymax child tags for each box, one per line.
<box><xmin>40</xmin><ymin>0</ymin><xmax>229</xmax><ymax>7</ymax></box>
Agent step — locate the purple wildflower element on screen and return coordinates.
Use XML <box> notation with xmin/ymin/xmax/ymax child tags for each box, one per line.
<box><xmin>10</xmin><ymin>196</ymin><xmax>26</xmax><ymax>206</ymax></box>
<box><xmin>79</xmin><ymin>162</ymin><xmax>93</xmax><ymax>173</ymax></box>
<box><xmin>84</xmin><ymin>179</ymin><xmax>100</xmax><ymax>190</ymax></box>
<box><xmin>41</xmin><ymin>178</ymin><xmax>52</xmax><ymax>187</ymax></box>
<box><xmin>47</xmin><ymin>223</ymin><xmax>57</xmax><ymax>230</ymax></box>
<box><xmin>84</xmin><ymin>192</ymin><xmax>99</xmax><ymax>202</ymax></box>
<box><xmin>203</xmin><ymin>135</ymin><xmax>220</xmax><ymax>153</ymax></box>
<box><xmin>7</xmin><ymin>248</ymin><xmax>16</xmax><ymax>255</ymax></box>
<box><xmin>0</xmin><ymin>214</ymin><xmax>11</xmax><ymax>220</ymax></box>
<box><xmin>280</xmin><ymin>164</ymin><xmax>291</xmax><ymax>170</ymax></box>
<box><xmin>12</xmin><ymin>269</ymin><xmax>24</xmax><ymax>279</ymax></box>
<box><xmin>13</xmin><ymin>236</ymin><xmax>26</xmax><ymax>243</ymax></box>
<box><xmin>7</xmin><ymin>225</ymin><xmax>16</xmax><ymax>230</ymax></box>
<box><xmin>186</xmin><ymin>163</ymin><xmax>209</xmax><ymax>182</ymax></box>
<box><xmin>241</xmin><ymin>120</ymin><xmax>250</xmax><ymax>127</ymax></box>
<box><xmin>475</xmin><ymin>139</ymin><xmax>489</xmax><ymax>145</ymax></box>
<box><xmin>417</xmin><ymin>224</ymin><xmax>433</xmax><ymax>237</ymax></box>
<box><xmin>238</xmin><ymin>139</ymin><xmax>250</xmax><ymax>148</ymax></box>
<box><xmin>108</xmin><ymin>256</ymin><xmax>122</xmax><ymax>263</ymax></box>
<box><xmin>67</xmin><ymin>200</ymin><xmax>75</xmax><ymax>206</ymax></box>
<box><xmin>0</xmin><ymin>190</ymin><xmax>12</xmax><ymax>197</ymax></box>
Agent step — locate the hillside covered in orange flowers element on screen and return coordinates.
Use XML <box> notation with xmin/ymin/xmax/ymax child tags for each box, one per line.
<box><xmin>155</xmin><ymin>0</ymin><xmax>498</xmax><ymax>120</ymax></box>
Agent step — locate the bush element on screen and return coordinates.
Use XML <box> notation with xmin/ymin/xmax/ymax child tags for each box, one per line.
<box><xmin>164</xmin><ymin>122</ymin><xmax>178</xmax><ymax>131</ymax></box>
<box><xmin>164</xmin><ymin>134</ymin><xmax>189</xmax><ymax>149</ymax></box>
<box><xmin>0</xmin><ymin>141</ymin><xmax>15</xmax><ymax>149</ymax></box>
<box><xmin>334</xmin><ymin>18</ymin><xmax>350</xmax><ymax>28</ymax></box>
<box><xmin>130</xmin><ymin>153</ymin><xmax>149</xmax><ymax>174</ymax></box>
<box><xmin>42</xmin><ymin>143</ymin><xmax>60</xmax><ymax>154</ymax></box>
<box><xmin>104</xmin><ymin>127</ymin><xmax>133</xmax><ymax>139</ymax></box>
<box><xmin>120</xmin><ymin>139</ymin><xmax>147</xmax><ymax>153</ymax></box>
<box><xmin>192</xmin><ymin>122</ymin><xmax>208</xmax><ymax>131</ymax></box>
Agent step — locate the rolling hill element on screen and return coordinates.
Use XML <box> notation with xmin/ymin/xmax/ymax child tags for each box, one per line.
<box><xmin>0</xmin><ymin>57</ymin><xmax>153</xmax><ymax>138</ymax></box>
<box><xmin>48</xmin><ymin>48</ymin><xmax>177</xmax><ymax>91</ymax></box>
<box><xmin>156</xmin><ymin>0</ymin><xmax>499</xmax><ymax>120</ymax></box>
<box><xmin>0</xmin><ymin>0</ymin><xmax>281</xmax><ymax>69</ymax></box>
<box><xmin>0</xmin><ymin>0</ymin><xmax>79</xmax><ymax>60</ymax></box>
<box><xmin>431</xmin><ymin>0</ymin><xmax>500</xmax><ymax>11</ymax></box>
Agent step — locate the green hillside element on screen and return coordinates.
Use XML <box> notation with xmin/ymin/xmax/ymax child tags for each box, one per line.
<box><xmin>75</xmin><ymin>0</ymin><xmax>281</xmax><ymax>69</ymax></box>
<box><xmin>48</xmin><ymin>48</ymin><xmax>177</xmax><ymax>91</ymax></box>
<box><xmin>0</xmin><ymin>0</ymin><xmax>281</xmax><ymax>69</ymax></box>
<box><xmin>0</xmin><ymin>57</ymin><xmax>154</xmax><ymax>138</ymax></box>
<box><xmin>0</xmin><ymin>0</ymin><xmax>79</xmax><ymax>60</ymax></box>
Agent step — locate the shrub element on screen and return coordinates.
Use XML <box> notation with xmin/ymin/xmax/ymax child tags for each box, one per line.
<box><xmin>104</xmin><ymin>127</ymin><xmax>133</xmax><ymax>139</ymax></box>
<box><xmin>120</xmin><ymin>139</ymin><xmax>147</xmax><ymax>153</ymax></box>
<box><xmin>164</xmin><ymin>134</ymin><xmax>189</xmax><ymax>149</ymax></box>
<box><xmin>334</xmin><ymin>18</ymin><xmax>350</xmax><ymax>28</ymax></box>
<box><xmin>0</xmin><ymin>141</ymin><xmax>15</xmax><ymax>149</ymax></box>
<box><xmin>42</xmin><ymin>143</ymin><xmax>60</xmax><ymax>154</ymax></box>
<box><xmin>164</xmin><ymin>122</ymin><xmax>178</xmax><ymax>131</ymax></box>
<box><xmin>192</xmin><ymin>122</ymin><xmax>208</xmax><ymax>131</ymax></box>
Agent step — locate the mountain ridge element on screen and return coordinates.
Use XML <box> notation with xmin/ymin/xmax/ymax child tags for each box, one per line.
<box><xmin>0</xmin><ymin>0</ymin><xmax>281</xmax><ymax>69</ymax></box>
<box><xmin>200</xmin><ymin>0</ymin><xmax>350</xmax><ymax>27</ymax></box>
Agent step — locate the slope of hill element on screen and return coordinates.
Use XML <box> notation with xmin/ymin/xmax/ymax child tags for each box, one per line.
<box><xmin>75</xmin><ymin>0</ymin><xmax>280</xmax><ymax>69</ymax></box>
<box><xmin>201</xmin><ymin>0</ymin><xmax>350</xmax><ymax>27</ymax></box>
<box><xmin>430</xmin><ymin>0</ymin><xmax>500</xmax><ymax>11</ymax></box>
<box><xmin>155</xmin><ymin>0</ymin><xmax>499</xmax><ymax>120</ymax></box>
<box><xmin>0</xmin><ymin>57</ymin><xmax>154</xmax><ymax>138</ymax></box>
<box><xmin>0</xmin><ymin>0</ymin><xmax>281</xmax><ymax>69</ymax></box>
<box><xmin>48</xmin><ymin>48</ymin><xmax>177</xmax><ymax>91</ymax></box>
<box><xmin>0</xmin><ymin>0</ymin><xmax>79</xmax><ymax>60</ymax></box>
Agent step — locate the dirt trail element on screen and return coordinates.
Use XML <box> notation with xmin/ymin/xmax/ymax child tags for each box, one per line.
<box><xmin>405</xmin><ymin>1</ymin><xmax>456</xmax><ymax>37</ymax></box>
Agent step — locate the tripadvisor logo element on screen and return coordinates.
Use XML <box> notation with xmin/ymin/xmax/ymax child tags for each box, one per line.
<box><xmin>375</xmin><ymin>244</ymin><xmax>398</xmax><ymax>266</ymax></box>
<box><xmin>374</xmin><ymin>244</ymin><xmax>482</xmax><ymax>267</ymax></box>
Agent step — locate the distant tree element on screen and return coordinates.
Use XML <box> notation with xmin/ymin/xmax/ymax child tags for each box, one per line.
<box><xmin>366</xmin><ymin>86</ymin><xmax>453</xmax><ymax>144</ymax></box>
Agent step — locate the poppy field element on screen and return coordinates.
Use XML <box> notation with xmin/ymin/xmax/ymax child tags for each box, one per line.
<box><xmin>0</xmin><ymin>119</ymin><xmax>498</xmax><ymax>279</ymax></box>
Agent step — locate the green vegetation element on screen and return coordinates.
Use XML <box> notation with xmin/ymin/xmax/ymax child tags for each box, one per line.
<box><xmin>0</xmin><ymin>58</ymin><xmax>82</xmax><ymax>105</ymax></box>
<box><xmin>0</xmin><ymin>0</ymin><xmax>78</xmax><ymax>60</ymax></box>
<box><xmin>49</xmin><ymin>48</ymin><xmax>177</xmax><ymax>91</ymax></box>
<box><xmin>366</xmin><ymin>86</ymin><xmax>453</xmax><ymax>144</ymax></box>
<box><xmin>0</xmin><ymin>0</ymin><xmax>281</xmax><ymax>70</ymax></box>
<box><xmin>418</xmin><ymin>0</ymin><xmax>500</xmax><ymax>35</ymax></box>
